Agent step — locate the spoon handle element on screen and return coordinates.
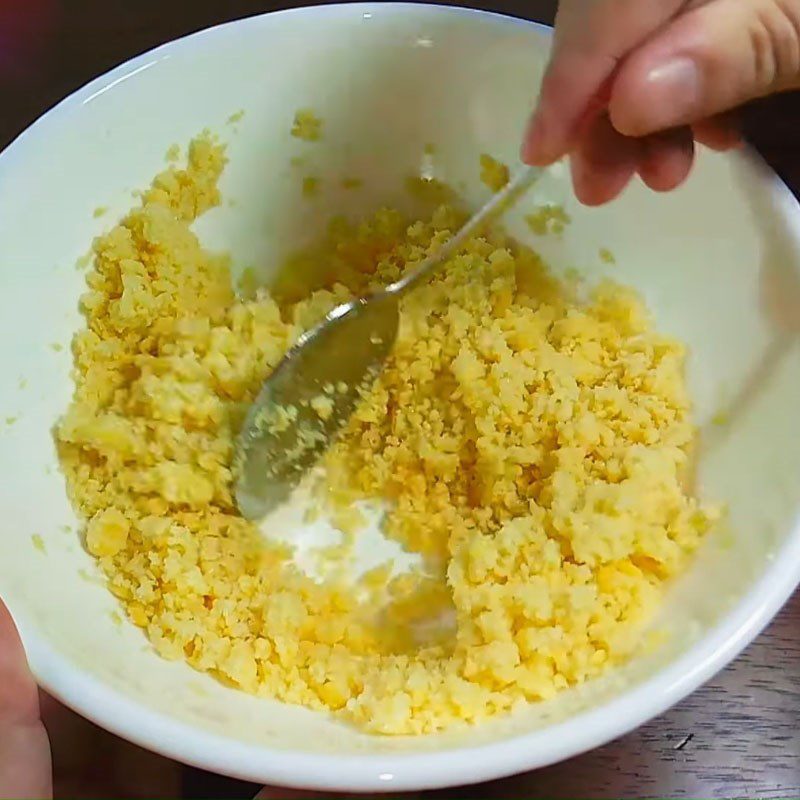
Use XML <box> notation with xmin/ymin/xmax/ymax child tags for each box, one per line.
<box><xmin>389</xmin><ymin>164</ymin><xmax>542</xmax><ymax>295</ymax></box>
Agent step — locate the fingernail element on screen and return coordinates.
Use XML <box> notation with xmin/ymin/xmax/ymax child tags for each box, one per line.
<box><xmin>644</xmin><ymin>56</ymin><xmax>701</xmax><ymax>125</ymax></box>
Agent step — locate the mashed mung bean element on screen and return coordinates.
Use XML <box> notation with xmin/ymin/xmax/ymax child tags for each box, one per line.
<box><xmin>57</xmin><ymin>135</ymin><xmax>717</xmax><ymax>735</ymax></box>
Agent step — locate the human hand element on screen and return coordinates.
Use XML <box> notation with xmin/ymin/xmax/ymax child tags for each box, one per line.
<box><xmin>0</xmin><ymin>599</ymin><xmax>51</xmax><ymax>799</ymax></box>
<box><xmin>522</xmin><ymin>0</ymin><xmax>800</xmax><ymax>205</ymax></box>
<box><xmin>0</xmin><ymin>595</ymin><xmax>344</xmax><ymax>800</ymax></box>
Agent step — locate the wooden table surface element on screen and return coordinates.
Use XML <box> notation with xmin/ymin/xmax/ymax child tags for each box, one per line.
<box><xmin>2</xmin><ymin>2</ymin><xmax>799</xmax><ymax>798</ymax></box>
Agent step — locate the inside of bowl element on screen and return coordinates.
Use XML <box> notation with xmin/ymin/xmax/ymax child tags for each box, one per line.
<box><xmin>0</xmin><ymin>3</ymin><xmax>799</xmax><ymax>763</ymax></box>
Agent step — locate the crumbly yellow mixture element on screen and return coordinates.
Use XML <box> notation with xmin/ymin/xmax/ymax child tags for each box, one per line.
<box><xmin>57</xmin><ymin>136</ymin><xmax>716</xmax><ymax>735</ymax></box>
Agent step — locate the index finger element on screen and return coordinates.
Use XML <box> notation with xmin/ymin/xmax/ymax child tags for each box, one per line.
<box><xmin>522</xmin><ymin>0</ymin><xmax>689</xmax><ymax>165</ymax></box>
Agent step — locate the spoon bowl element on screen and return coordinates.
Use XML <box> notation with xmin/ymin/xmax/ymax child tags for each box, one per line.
<box><xmin>235</xmin><ymin>291</ymin><xmax>399</xmax><ymax>519</ymax></box>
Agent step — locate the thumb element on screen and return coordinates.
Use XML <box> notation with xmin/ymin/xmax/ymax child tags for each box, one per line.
<box><xmin>610</xmin><ymin>0</ymin><xmax>800</xmax><ymax>137</ymax></box>
<box><xmin>0</xmin><ymin>599</ymin><xmax>52</xmax><ymax>799</ymax></box>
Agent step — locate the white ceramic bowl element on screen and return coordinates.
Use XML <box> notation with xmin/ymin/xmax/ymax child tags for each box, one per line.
<box><xmin>1</xmin><ymin>3</ymin><xmax>800</xmax><ymax>792</ymax></box>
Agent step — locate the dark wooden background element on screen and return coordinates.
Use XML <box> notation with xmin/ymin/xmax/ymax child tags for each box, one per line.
<box><xmin>2</xmin><ymin>2</ymin><xmax>799</xmax><ymax>798</ymax></box>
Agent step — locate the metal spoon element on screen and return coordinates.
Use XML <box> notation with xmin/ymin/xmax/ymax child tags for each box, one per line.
<box><xmin>234</xmin><ymin>165</ymin><xmax>542</xmax><ymax>520</ymax></box>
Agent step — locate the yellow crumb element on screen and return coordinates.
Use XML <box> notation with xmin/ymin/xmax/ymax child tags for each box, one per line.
<box><xmin>291</xmin><ymin>109</ymin><xmax>323</xmax><ymax>142</ymax></box>
<box><xmin>75</xmin><ymin>253</ymin><xmax>92</xmax><ymax>271</ymax></box>
<box><xmin>85</xmin><ymin>508</ymin><xmax>130</xmax><ymax>558</ymax></box>
<box><xmin>50</xmin><ymin>343</ymin><xmax>64</xmax><ymax>352</ymax></box>
<box><xmin>57</xmin><ymin>134</ymin><xmax>716</xmax><ymax>737</ymax></box>
<box><xmin>93</xmin><ymin>206</ymin><xmax>108</xmax><ymax>219</ymax></box>
<box><xmin>302</xmin><ymin>176</ymin><xmax>321</xmax><ymax>197</ymax></box>
<box><xmin>227</xmin><ymin>110</ymin><xmax>246</xmax><ymax>125</ymax></box>
<box><xmin>31</xmin><ymin>534</ymin><xmax>46</xmax><ymax>553</ymax></box>
<box><xmin>330</xmin><ymin>505</ymin><xmax>367</xmax><ymax>536</ymax></box>
<box><xmin>310</xmin><ymin>394</ymin><xmax>334</xmax><ymax>421</ymax></box>
<box><xmin>18</xmin><ymin>377</ymin><xmax>27</xmax><ymax>390</ymax></box>
<box><xmin>303</xmin><ymin>505</ymin><xmax>320</xmax><ymax>524</ymax></box>
<box><xmin>360</xmin><ymin>561</ymin><xmax>394</xmax><ymax>591</ymax></box>
<box><xmin>313</xmin><ymin>525</ymin><xmax>357</xmax><ymax>578</ymax></box>
<box><xmin>600</xmin><ymin>247</ymin><xmax>617</xmax><ymax>265</ymax></box>
<box><xmin>526</xmin><ymin>204</ymin><xmax>571</xmax><ymax>236</ymax></box>
<box><xmin>165</xmin><ymin>143</ymin><xmax>181</xmax><ymax>162</ymax></box>
<box><xmin>479</xmin><ymin>154</ymin><xmax>510</xmax><ymax>192</ymax></box>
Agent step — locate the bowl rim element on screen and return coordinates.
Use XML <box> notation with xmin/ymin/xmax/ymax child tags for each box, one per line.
<box><xmin>3</xmin><ymin>1</ymin><xmax>800</xmax><ymax>792</ymax></box>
